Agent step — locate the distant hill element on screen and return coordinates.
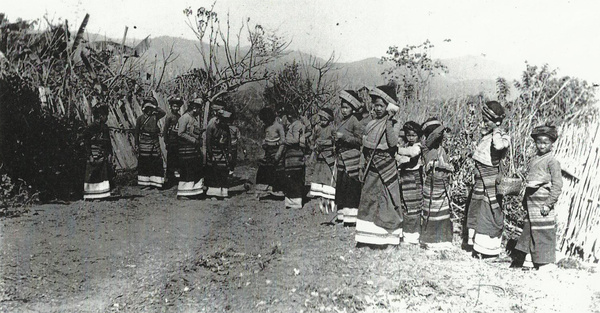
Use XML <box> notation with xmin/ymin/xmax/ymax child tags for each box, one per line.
<box><xmin>86</xmin><ymin>34</ymin><xmax>523</xmax><ymax>98</ymax></box>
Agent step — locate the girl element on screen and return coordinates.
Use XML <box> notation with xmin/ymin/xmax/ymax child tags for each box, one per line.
<box><xmin>176</xmin><ymin>99</ymin><xmax>204</xmax><ymax>198</ymax></box>
<box><xmin>467</xmin><ymin>101</ymin><xmax>510</xmax><ymax>256</ymax></box>
<box><xmin>515</xmin><ymin>124</ymin><xmax>562</xmax><ymax>271</ymax></box>
<box><xmin>205</xmin><ymin>109</ymin><xmax>233</xmax><ymax>198</ymax></box>
<box><xmin>395</xmin><ymin>121</ymin><xmax>424</xmax><ymax>244</ymax></box>
<box><xmin>255</xmin><ymin>107</ymin><xmax>285</xmax><ymax>198</ymax></box>
<box><xmin>420</xmin><ymin>118</ymin><xmax>454</xmax><ymax>250</ymax></box>
<box><xmin>334</xmin><ymin>90</ymin><xmax>364</xmax><ymax>224</ymax></box>
<box><xmin>83</xmin><ymin>105</ymin><xmax>113</xmax><ymax>200</ymax></box>
<box><xmin>135</xmin><ymin>97</ymin><xmax>166</xmax><ymax>189</ymax></box>
<box><xmin>309</xmin><ymin>108</ymin><xmax>337</xmax><ymax>213</ymax></box>
<box><xmin>355</xmin><ymin>85</ymin><xmax>402</xmax><ymax>247</ymax></box>
<box><xmin>283</xmin><ymin>109</ymin><xmax>307</xmax><ymax>209</ymax></box>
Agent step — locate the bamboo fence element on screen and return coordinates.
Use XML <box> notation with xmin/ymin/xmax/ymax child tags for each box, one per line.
<box><xmin>554</xmin><ymin>116</ymin><xmax>600</xmax><ymax>262</ymax></box>
<box><xmin>74</xmin><ymin>91</ymin><xmax>170</xmax><ymax>170</ymax></box>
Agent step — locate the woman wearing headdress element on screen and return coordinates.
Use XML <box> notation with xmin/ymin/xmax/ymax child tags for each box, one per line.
<box><xmin>163</xmin><ymin>98</ymin><xmax>183</xmax><ymax>188</ymax></box>
<box><xmin>135</xmin><ymin>97</ymin><xmax>166</xmax><ymax>189</ymax></box>
<box><xmin>515</xmin><ymin>123</ymin><xmax>562</xmax><ymax>271</ymax></box>
<box><xmin>466</xmin><ymin>101</ymin><xmax>510</xmax><ymax>257</ymax></box>
<box><xmin>283</xmin><ymin>108</ymin><xmax>307</xmax><ymax>209</ymax></box>
<box><xmin>355</xmin><ymin>85</ymin><xmax>402</xmax><ymax>247</ymax></box>
<box><xmin>83</xmin><ymin>105</ymin><xmax>113</xmax><ymax>200</ymax></box>
<box><xmin>205</xmin><ymin>109</ymin><xmax>233</xmax><ymax>198</ymax></box>
<box><xmin>309</xmin><ymin>107</ymin><xmax>337</xmax><ymax>213</ymax></box>
<box><xmin>420</xmin><ymin>118</ymin><xmax>454</xmax><ymax>249</ymax></box>
<box><xmin>176</xmin><ymin>99</ymin><xmax>204</xmax><ymax>198</ymax></box>
<box><xmin>334</xmin><ymin>90</ymin><xmax>365</xmax><ymax>224</ymax></box>
<box><xmin>395</xmin><ymin>121</ymin><xmax>424</xmax><ymax>244</ymax></box>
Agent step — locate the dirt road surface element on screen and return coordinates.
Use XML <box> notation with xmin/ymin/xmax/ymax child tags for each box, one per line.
<box><xmin>1</xmin><ymin>165</ymin><xmax>599</xmax><ymax>312</ymax></box>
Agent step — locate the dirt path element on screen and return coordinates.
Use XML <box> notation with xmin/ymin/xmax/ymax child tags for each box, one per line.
<box><xmin>1</xmin><ymin>165</ymin><xmax>599</xmax><ymax>313</ymax></box>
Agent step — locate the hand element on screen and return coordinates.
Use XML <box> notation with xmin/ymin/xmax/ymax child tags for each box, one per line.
<box><xmin>335</xmin><ymin>132</ymin><xmax>344</xmax><ymax>140</ymax></box>
<box><xmin>274</xmin><ymin>152</ymin><xmax>282</xmax><ymax>161</ymax></box>
<box><xmin>540</xmin><ymin>205</ymin><xmax>550</xmax><ymax>216</ymax></box>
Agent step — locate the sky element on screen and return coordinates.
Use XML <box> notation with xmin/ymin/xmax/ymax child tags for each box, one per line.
<box><xmin>5</xmin><ymin>0</ymin><xmax>600</xmax><ymax>83</ymax></box>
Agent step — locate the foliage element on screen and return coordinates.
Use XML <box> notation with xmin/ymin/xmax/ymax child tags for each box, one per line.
<box><xmin>182</xmin><ymin>3</ymin><xmax>288</xmax><ymax>103</ymax></box>
<box><xmin>0</xmin><ymin>72</ymin><xmax>87</xmax><ymax>201</ymax></box>
<box><xmin>392</xmin><ymin>62</ymin><xmax>598</xmax><ymax>236</ymax></box>
<box><xmin>0</xmin><ymin>14</ymin><xmax>153</xmax><ymax>202</ymax></box>
<box><xmin>381</xmin><ymin>40</ymin><xmax>448</xmax><ymax>105</ymax></box>
<box><xmin>263</xmin><ymin>54</ymin><xmax>341</xmax><ymax>122</ymax></box>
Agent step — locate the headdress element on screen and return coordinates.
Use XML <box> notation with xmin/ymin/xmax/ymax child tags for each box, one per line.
<box><xmin>339</xmin><ymin>90</ymin><xmax>363</xmax><ymax>110</ymax></box>
<box><xmin>482</xmin><ymin>101</ymin><xmax>506</xmax><ymax>123</ymax></box>
<box><xmin>369</xmin><ymin>85</ymin><xmax>399</xmax><ymax>112</ymax></box>
<box><xmin>531</xmin><ymin>123</ymin><xmax>558</xmax><ymax>142</ymax></box>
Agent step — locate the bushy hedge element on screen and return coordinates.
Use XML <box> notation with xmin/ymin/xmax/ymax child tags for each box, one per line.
<box><xmin>0</xmin><ymin>72</ymin><xmax>87</xmax><ymax>201</ymax></box>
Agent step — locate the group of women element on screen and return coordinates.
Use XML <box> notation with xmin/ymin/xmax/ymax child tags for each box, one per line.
<box><xmin>83</xmin><ymin>86</ymin><xmax>563</xmax><ymax>270</ymax></box>
<box><xmin>83</xmin><ymin>96</ymin><xmax>237</xmax><ymax>201</ymax></box>
<box><xmin>255</xmin><ymin>85</ymin><xmax>563</xmax><ymax>270</ymax></box>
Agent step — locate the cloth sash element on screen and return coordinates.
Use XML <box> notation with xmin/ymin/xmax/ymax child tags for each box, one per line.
<box><xmin>317</xmin><ymin>145</ymin><xmax>336</xmax><ymax>168</ymax></box>
<box><xmin>363</xmin><ymin>118</ymin><xmax>388</xmax><ymax>150</ymax></box>
<box><xmin>284</xmin><ymin>145</ymin><xmax>304</xmax><ymax>171</ymax></box>
<box><xmin>366</xmin><ymin>149</ymin><xmax>400</xmax><ymax>207</ymax></box>
<box><xmin>337</xmin><ymin>148</ymin><xmax>361</xmax><ymax>179</ymax></box>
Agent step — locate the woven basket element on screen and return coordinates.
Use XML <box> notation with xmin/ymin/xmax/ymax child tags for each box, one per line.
<box><xmin>496</xmin><ymin>176</ymin><xmax>523</xmax><ymax>196</ymax></box>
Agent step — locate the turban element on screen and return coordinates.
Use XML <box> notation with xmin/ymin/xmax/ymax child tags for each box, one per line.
<box><xmin>531</xmin><ymin>123</ymin><xmax>558</xmax><ymax>142</ymax></box>
<box><xmin>369</xmin><ymin>85</ymin><xmax>399</xmax><ymax>112</ymax></box>
<box><xmin>482</xmin><ymin>101</ymin><xmax>505</xmax><ymax>122</ymax></box>
<box><xmin>339</xmin><ymin>90</ymin><xmax>363</xmax><ymax>111</ymax></box>
<box><xmin>318</xmin><ymin>108</ymin><xmax>334</xmax><ymax>121</ymax></box>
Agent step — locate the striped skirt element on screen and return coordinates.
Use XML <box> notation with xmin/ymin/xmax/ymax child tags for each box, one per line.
<box><xmin>335</xmin><ymin>148</ymin><xmax>361</xmax><ymax>223</ymax></box>
<box><xmin>400</xmin><ymin>168</ymin><xmax>423</xmax><ymax>243</ymax></box>
<box><xmin>138</xmin><ymin>133</ymin><xmax>164</xmax><ymax>187</ymax></box>
<box><xmin>309</xmin><ymin>154</ymin><xmax>336</xmax><ymax>200</ymax></box>
<box><xmin>177</xmin><ymin>143</ymin><xmax>204</xmax><ymax>197</ymax></box>
<box><xmin>469</xmin><ymin>162</ymin><xmax>504</xmax><ymax>255</ymax></box>
<box><xmin>84</xmin><ymin>158</ymin><xmax>111</xmax><ymax>200</ymax></box>
<box><xmin>284</xmin><ymin>147</ymin><xmax>305</xmax><ymax>208</ymax></box>
<box><xmin>421</xmin><ymin>171</ymin><xmax>453</xmax><ymax>245</ymax></box>
<box><xmin>515</xmin><ymin>187</ymin><xmax>556</xmax><ymax>264</ymax></box>
<box><xmin>355</xmin><ymin>151</ymin><xmax>402</xmax><ymax>246</ymax></box>
<box><xmin>206</xmin><ymin>147</ymin><xmax>229</xmax><ymax>197</ymax></box>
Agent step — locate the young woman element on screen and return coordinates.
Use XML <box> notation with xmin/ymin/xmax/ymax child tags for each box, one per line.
<box><xmin>176</xmin><ymin>99</ymin><xmax>204</xmax><ymax>198</ymax></box>
<box><xmin>466</xmin><ymin>101</ymin><xmax>510</xmax><ymax>256</ymax></box>
<box><xmin>334</xmin><ymin>90</ymin><xmax>364</xmax><ymax>224</ymax></box>
<box><xmin>420</xmin><ymin>119</ymin><xmax>454</xmax><ymax>250</ymax></box>
<box><xmin>163</xmin><ymin>98</ymin><xmax>182</xmax><ymax>188</ymax></box>
<box><xmin>83</xmin><ymin>105</ymin><xmax>113</xmax><ymax>200</ymax></box>
<box><xmin>355</xmin><ymin>85</ymin><xmax>402</xmax><ymax>247</ymax></box>
<box><xmin>255</xmin><ymin>107</ymin><xmax>286</xmax><ymax>198</ymax></box>
<box><xmin>515</xmin><ymin>124</ymin><xmax>562</xmax><ymax>271</ymax></box>
<box><xmin>205</xmin><ymin>109</ymin><xmax>233</xmax><ymax>198</ymax></box>
<box><xmin>283</xmin><ymin>110</ymin><xmax>307</xmax><ymax>209</ymax></box>
<box><xmin>309</xmin><ymin>108</ymin><xmax>337</xmax><ymax>213</ymax></box>
<box><xmin>135</xmin><ymin>97</ymin><xmax>166</xmax><ymax>189</ymax></box>
<box><xmin>395</xmin><ymin>121</ymin><xmax>424</xmax><ymax>244</ymax></box>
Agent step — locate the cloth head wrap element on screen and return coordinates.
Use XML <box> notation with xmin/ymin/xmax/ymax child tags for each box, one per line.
<box><xmin>318</xmin><ymin>108</ymin><xmax>334</xmax><ymax>121</ymax></box>
<box><xmin>531</xmin><ymin>123</ymin><xmax>558</xmax><ymax>142</ymax></box>
<box><xmin>482</xmin><ymin>101</ymin><xmax>505</xmax><ymax>123</ymax></box>
<box><xmin>339</xmin><ymin>90</ymin><xmax>363</xmax><ymax>111</ymax></box>
<box><xmin>369</xmin><ymin>85</ymin><xmax>399</xmax><ymax>112</ymax></box>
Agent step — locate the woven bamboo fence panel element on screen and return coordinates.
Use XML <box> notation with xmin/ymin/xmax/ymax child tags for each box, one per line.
<box><xmin>71</xmin><ymin>91</ymin><xmax>169</xmax><ymax>170</ymax></box>
<box><xmin>554</xmin><ymin>116</ymin><xmax>600</xmax><ymax>262</ymax></box>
